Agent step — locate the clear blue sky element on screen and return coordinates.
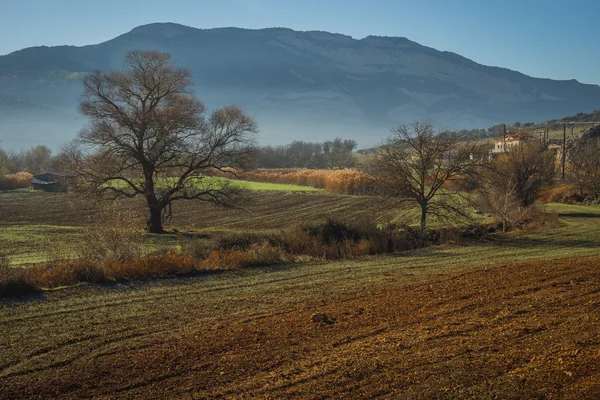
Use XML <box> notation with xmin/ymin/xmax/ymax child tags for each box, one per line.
<box><xmin>2</xmin><ymin>0</ymin><xmax>600</xmax><ymax>84</ymax></box>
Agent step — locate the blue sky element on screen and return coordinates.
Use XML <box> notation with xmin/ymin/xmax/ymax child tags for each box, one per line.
<box><xmin>2</xmin><ymin>0</ymin><xmax>600</xmax><ymax>84</ymax></box>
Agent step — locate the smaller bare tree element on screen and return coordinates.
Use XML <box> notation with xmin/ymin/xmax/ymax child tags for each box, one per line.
<box><xmin>370</xmin><ymin>121</ymin><xmax>486</xmax><ymax>228</ymax></box>
<box><xmin>0</xmin><ymin>147</ymin><xmax>7</xmax><ymax>177</ymax></box>
<box><xmin>568</xmin><ymin>137</ymin><xmax>600</xmax><ymax>201</ymax></box>
<box><xmin>477</xmin><ymin>169</ymin><xmax>525</xmax><ymax>232</ymax></box>
<box><xmin>477</xmin><ymin>142</ymin><xmax>555</xmax><ymax>230</ymax></box>
<box><xmin>23</xmin><ymin>145</ymin><xmax>52</xmax><ymax>174</ymax></box>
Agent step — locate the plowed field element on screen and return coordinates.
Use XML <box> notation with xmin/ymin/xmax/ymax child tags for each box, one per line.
<box><xmin>1</xmin><ymin>256</ymin><xmax>600</xmax><ymax>399</ymax></box>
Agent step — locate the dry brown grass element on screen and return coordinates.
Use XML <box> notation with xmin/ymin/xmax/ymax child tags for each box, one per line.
<box><xmin>229</xmin><ymin>168</ymin><xmax>375</xmax><ymax>194</ymax></box>
<box><xmin>0</xmin><ymin>172</ymin><xmax>32</xmax><ymax>190</ymax></box>
<box><xmin>201</xmin><ymin>243</ymin><xmax>290</xmax><ymax>271</ymax></box>
<box><xmin>539</xmin><ymin>183</ymin><xmax>581</xmax><ymax>203</ymax></box>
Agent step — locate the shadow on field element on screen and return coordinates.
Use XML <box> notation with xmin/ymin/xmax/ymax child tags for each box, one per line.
<box><xmin>485</xmin><ymin>235</ymin><xmax>598</xmax><ymax>249</ymax></box>
<box><xmin>558</xmin><ymin>212</ymin><xmax>600</xmax><ymax>219</ymax></box>
<box><xmin>0</xmin><ymin>290</ymin><xmax>46</xmax><ymax>304</ymax></box>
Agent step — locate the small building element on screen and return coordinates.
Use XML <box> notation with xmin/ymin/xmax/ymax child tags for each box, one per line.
<box><xmin>31</xmin><ymin>172</ymin><xmax>71</xmax><ymax>192</ymax></box>
<box><xmin>491</xmin><ymin>136</ymin><xmax>524</xmax><ymax>155</ymax></box>
<box><xmin>491</xmin><ymin>133</ymin><xmax>543</xmax><ymax>156</ymax></box>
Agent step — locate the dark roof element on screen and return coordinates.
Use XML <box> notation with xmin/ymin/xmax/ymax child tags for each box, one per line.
<box><xmin>31</xmin><ymin>172</ymin><xmax>72</xmax><ymax>185</ymax></box>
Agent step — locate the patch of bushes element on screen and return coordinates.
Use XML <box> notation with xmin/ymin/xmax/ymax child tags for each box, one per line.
<box><xmin>201</xmin><ymin>243</ymin><xmax>290</xmax><ymax>271</ymax></box>
<box><xmin>216</xmin><ymin>232</ymin><xmax>282</xmax><ymax>251</ymax></box>
<box><xmin>516</xmin><ymin>207</ymin><xmax>560</xmax><ymax>231</ymax></box>
<box><xmin>280</xmin><ymin>218</ymin><xmax>443</xmax><ymax>260</ymax></box>
<box><xmin>102</xmin><ymin>252</ymin><xmax>198</xmax><ymax>280</ymax></box>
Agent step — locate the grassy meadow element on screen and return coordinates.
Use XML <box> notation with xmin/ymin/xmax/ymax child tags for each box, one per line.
<box><xmin>1</xmin><ymin>185</ymin><xmax>600</xmax><ymax>398</ymax></box>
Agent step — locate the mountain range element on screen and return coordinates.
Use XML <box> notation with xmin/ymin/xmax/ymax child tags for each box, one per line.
<box><xmin>1</xmin><ymin>22</ymin><xmax>600</xmax><ymax>150</ymax></box>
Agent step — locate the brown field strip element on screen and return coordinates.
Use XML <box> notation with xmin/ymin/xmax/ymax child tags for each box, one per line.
<box><xmin>1</xmin><ymin>257</ymin><xmax>599</xmax><ymax>399</ymax></box>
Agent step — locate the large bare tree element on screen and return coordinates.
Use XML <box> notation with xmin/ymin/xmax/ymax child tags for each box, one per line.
<box><xmin>370</xmin><ymin>121</ymin><xmax>485</xmax><ymax>228</ymax></box>
<box><xmin>64</xmin><ymin>50</ymin><xmax>257</xmax><ymax>233</ymax></box>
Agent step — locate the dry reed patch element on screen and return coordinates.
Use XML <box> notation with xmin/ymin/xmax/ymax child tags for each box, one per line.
<box><xmin>0</xmin><ymin>172</ymin><xmax>32</xmax><ymax>190</ymax></box>
<box><xmin>227</xmin><ymin>168</ymin><xmax>375</xmax><ymax>194</ymax></box>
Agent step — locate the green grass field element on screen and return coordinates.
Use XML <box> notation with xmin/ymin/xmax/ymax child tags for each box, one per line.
<box><xmin>110</xmin><ymin>176</ymin><xmax>320</xmax><ymax>192</ymax></box>
<box><xmin>234</xmin><ymin>179</ymin><xmax>320</xmax><ymax>191</ymax></box>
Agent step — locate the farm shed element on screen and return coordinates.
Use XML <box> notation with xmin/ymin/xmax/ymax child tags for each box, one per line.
<box><xmin>31</xmin><ymin>172</ymin><xmax>71</xmax><ymax>192</ymax></box>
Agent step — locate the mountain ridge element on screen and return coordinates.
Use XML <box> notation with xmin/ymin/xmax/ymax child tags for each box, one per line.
<box><xmin>1</xmin><ymin>22</ymin><xmax>599</xmax><ymax>150</ymax></box>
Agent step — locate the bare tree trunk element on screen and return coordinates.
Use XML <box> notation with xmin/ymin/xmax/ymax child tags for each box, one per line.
<box><xmin>420</xmin><ymin>202</ymin><xmax>427</xmax><ymax>229</ymax></box>
<box><xmin>147</xmin><ymin>206</ymin><xmax>164</xmax><ymax>234</ymax></box>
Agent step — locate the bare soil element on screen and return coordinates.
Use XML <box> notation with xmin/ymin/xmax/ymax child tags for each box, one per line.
<box><xmin>2</xmin><ymin>256</ymin><xmax>599</xmax><ymax>399</ymax></box>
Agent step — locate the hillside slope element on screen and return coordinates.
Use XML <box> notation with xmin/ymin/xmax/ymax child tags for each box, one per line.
<box><xmin>2</xmin><ymin>22</ymin><xmax>600</xmax><ymax>149</ymax></box>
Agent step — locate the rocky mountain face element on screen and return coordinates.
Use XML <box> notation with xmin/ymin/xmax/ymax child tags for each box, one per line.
<box><xmin>1</xmin><ymin>22</ymin><xmax>600</xmax><ymax>150</ymax></box>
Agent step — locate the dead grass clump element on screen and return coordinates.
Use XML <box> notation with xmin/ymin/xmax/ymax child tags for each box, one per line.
<box><xmin>0</xmin><ymin>172</ymin><xmax>33</xmax><ymax>190</ymax></box>
<box><xmin>201</xmin><ymin>243</ymin><xmax>290</xmax><ymax>271</ymax></box>
<box><xmin>24</xmin><ymin>261</ymin><xmax>105</xmax><ymax>288</ymax></box>
<box><xmin>103</xmin><ymin>252</ymin><xmax>198</xmax><ymax>280</ymax></box>
<box><xmin>16</xmin><ymin>253</ymin><xmax>199</xmax><ymax>291</ymax></box>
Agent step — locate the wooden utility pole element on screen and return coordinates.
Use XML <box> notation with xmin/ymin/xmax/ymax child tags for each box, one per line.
<box><xmin>562</xmin><ymin>124</ymin><xmax>566</xmax><ymax>180</ymax></box>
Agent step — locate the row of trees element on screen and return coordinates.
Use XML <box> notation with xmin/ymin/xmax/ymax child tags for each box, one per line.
<box><xmin>257</xmin><ymin>138</ymin><xmax>357</xmax><ymax>169</ymax></box>
<box><xmin>0</xmin><ymin>145</ymin><xmax>54</xmax><ymax>176</ymax></box>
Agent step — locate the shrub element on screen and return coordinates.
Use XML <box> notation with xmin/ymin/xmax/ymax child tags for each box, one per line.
<box><xmin>103</xmin><ymin>252</ymin><xmax>198</xmax><ymax>280</ymax></box>
<box><xmin>516</xmin><ymin>206</ymin><xmax>559</xmax><ymax>231</ymax></box>
<box><xmin>280</xmin><ymin>218</ymin><xmax>430</xmax><ymax>260</ymax></box>
<box><xmin>1</xmin><ymin>216</ymin><xmax>494</xmax><ymax>298</ymax></box>
<box><xmin>201</xmin><ymin>243</ymin><xmax>289</xmax><ymax>271</ymax></box>
<box><xmin>78</xmin><ymin>204</ymin><xmax>143</xmax><ymax>262</ymax></box>
<box><xmin>25</xmin><ymin>261</ymin><xmax>105</xmax><ymax>288</ymax></box>
<box><xmin>216</xmin><ymin>232</ymin><xmax>282</xmax><ymax>251</ymax></box>
<box><xmin>178</xmin><ymin>233</ymin><xmax>213</xmax><ymax>260</ymax></box>
<box><xmin>0</xmin><ymin>266</ymin><xmax>40</xmax><ymax>298</ymax></box>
